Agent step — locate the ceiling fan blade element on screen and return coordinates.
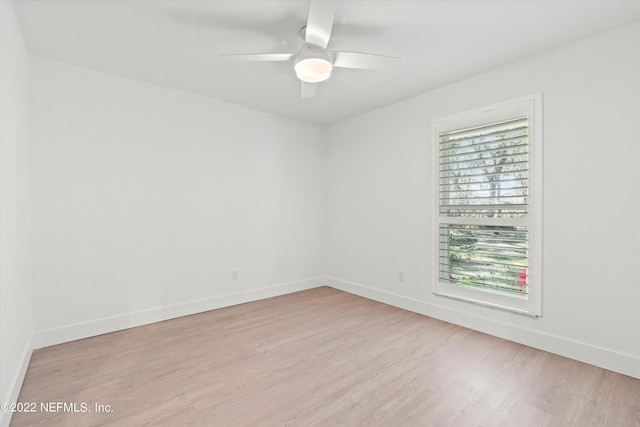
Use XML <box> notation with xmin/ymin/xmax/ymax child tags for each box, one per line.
<box><xmin>332</xmin><ymin>51</ymin><xmax>401</xmax><ymax>69</ymax></box>
<box><xmin>301</xmin><ymin>81</ymin><xmax>317</xmax><ymax>99</ymax></box>
<box><xmin>219</xmin><ymin>53</ymin><xmax>294</xmax><ymax>62</ymax></box>
<box><xmin>305</xmin><ymin>0</ymin><xmax>336</xmax><ymax>49</ymax></box>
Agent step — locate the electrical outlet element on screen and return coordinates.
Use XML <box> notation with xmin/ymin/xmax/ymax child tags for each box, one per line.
<box><xmin>231</xmin><ymin>269</ymin><xmax>239</xmax><ymax>280</ymax></box>
<box><xmin>398</xmin><ymin>271</ymin><xmax>405</xmax><ymax>283</ymax></box>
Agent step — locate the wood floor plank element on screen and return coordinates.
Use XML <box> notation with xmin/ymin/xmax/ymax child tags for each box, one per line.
<box><xmin>10</xmin><ymin>287</ymin><xmax>640</xmax><ymax>426</ymax></box>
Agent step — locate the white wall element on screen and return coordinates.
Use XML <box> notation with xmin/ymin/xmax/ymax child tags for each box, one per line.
<box><xmin>30</xmin><ymin>56</ymin><xmax>326</xmax><ymax>346</ymax></box>
<box><xmin>0</xmin><ymin>2</ymin><xmax>32</xmax><ymax>426</ymax></box>
<box><xmin>326</xmin><ymin>22</ymin><xmax>640</xmax><ymax>378</ymax></box>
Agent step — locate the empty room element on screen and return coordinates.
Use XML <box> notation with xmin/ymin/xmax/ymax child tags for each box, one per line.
<box><xmin>1</xmin><ymin>0</ymin><xmax>639</xmax><ymax>425</ymax></box>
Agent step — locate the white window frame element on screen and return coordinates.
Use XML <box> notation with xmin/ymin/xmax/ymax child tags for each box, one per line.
<box><xmin>431</xmin><ymin>93</ymin><xmax>543</xmax><ymax>316</ymax></box>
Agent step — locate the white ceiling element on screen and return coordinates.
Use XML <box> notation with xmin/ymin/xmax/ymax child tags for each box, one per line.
<box><xmin>13</xmin><ymin>0</ymin><xmax>640</xmax><ymax>125</ymax></box>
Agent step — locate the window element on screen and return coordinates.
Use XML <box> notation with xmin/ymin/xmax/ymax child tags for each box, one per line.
<box><xmin>432</xmin><ymin>94</ymin><xmax>542</xmax><ymax>316</ymax></box>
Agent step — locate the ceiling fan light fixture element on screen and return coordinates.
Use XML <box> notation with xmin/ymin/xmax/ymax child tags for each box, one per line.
<box><xmin>295</xmin><ymin>57</ymin><xmax>332</xmax><ymax>83</ymax></box>
<box><xmin>294</xmin><ymin>43</ymin><xmax>333</xmax><ymax>83</ymax></box>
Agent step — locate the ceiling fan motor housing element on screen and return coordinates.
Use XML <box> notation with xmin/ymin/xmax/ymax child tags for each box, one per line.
<box><xmin>294</xmin><ymin>43</ymin><xmax>333</xmax><ymax>83</ymax></box>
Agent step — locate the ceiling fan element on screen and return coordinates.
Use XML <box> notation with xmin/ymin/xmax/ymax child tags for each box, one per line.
<box><xmin>220</xmin><ymin>1</ymin><xmax>401</xmax><ymax>99</ymax></box>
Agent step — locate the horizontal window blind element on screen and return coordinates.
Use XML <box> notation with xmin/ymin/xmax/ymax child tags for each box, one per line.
<box><xmin>439</xmin><ymin>224</ymin><xmax>528</xmax><ymax>295</ymax></box>
<box><xmin>439</xmin><ymin>116</ymin><xmax>528</xmax><ymax>219</ymax></box>
<box><xmin>439</xmin><ymin>115</ymin><xmax>529</xmax><ymax>295</ymax></box>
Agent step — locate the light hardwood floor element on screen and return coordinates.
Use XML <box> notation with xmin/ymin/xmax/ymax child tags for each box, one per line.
<box><xmin>11</xmin><ymin>287</ymin><xmax>640</xmax><ymax>426</ymax></box>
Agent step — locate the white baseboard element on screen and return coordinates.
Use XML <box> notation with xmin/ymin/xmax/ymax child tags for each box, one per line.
<box><xmin>0</xmin><ymin>335</ymin><xmax>33</xmax><ymax>427</ymax></box>
<box><xmin>326</xmin><ymin>276</ymin><xmax>640</xmax><ymax>380</ymax></box>
<box><xmin>33</xmin><ymin>277</ymin><xmax>324</xmax><ymax>349</ymax></box>
<box><xmin>27</xmin><ymin>275</ymin><xmax>640</xmax><ymax>381</ymax></box>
